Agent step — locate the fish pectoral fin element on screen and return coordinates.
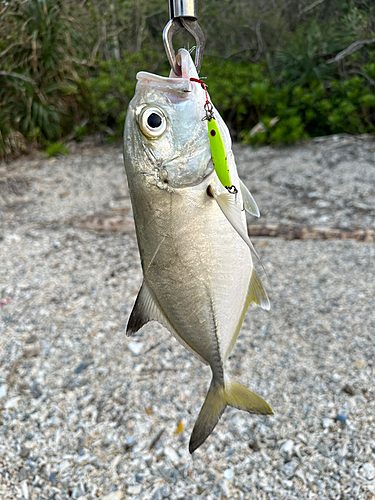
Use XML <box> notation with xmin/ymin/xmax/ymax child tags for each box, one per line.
<box><xmin>189</xmin><ymin>378</ymin><xmax>273</xmax><ymax>454</ymax></box>
<box><xmin>210</xmin><ymin>184</ymin><xmax>261</xmax><ymax>262</ymax></box>
<box><xmin>240</xmin><ymin>179</ymin><xmax>260</xmax><ymax>217</ymax></box>
<box><xmin>126</xmin><ymin>279</ymin><xmax>166</xmax><ymax>336</ymax></box>
<box><xmin>249</xmin><ymin>268</ymin><xmax>270</xmax><ymax>311</ymax></box>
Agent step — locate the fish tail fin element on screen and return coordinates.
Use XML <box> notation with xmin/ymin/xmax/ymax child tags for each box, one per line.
<box><xmin>189</xmin><ymin>378</ymin><xmax>273</xmax><ymax>454</ymax></box>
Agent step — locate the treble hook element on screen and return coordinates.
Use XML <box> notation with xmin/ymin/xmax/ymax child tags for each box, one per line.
<box><xmin>163</xmin><ymin>0</ymin><xmax>205</xmax><ymax>76</ymax></box>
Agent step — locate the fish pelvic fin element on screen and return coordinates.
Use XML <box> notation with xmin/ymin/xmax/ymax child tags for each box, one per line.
<box><xmin>189</xmin><ymin>378</ymin><xmax>273</xmax><ymax>454</ymax></box>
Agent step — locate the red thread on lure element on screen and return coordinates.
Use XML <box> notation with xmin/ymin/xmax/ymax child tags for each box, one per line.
<box><xmin>190</xmin><ymin>78</ymin><xmax>214</xmax><ymax>121</ymax></box>
<box><xmin>190</xmin><ymin>78</ymin><xmax>209</xmax><ymax>105</ymax></box>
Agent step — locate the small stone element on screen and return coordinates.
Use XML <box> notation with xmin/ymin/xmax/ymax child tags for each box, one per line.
<box><xmin>342</xmin><ymin>384</ymin><xmax>355</xmax><ymax>396</ymax></box>
<box><xmin>58</xmin><ymin>460</ymin><xmax>71</xmax><ymax>473</ymax></box>
<box><xmin>157</xmin><ymin>465</ymin><xmax>178</xmax><ymax>482</ymax></box>
<box><xmin>0</xmin><ymin>385</ymin><xmax>7</xmax><ymax>399</ymax></box>
<box><xmin>152</xmin><ymin>489</ymin><xmax>162</xmax><ymax>500</ymax></box>
<box><xmin>360</xmin><ymin>463</ymin><xmax>375</xmax><ymax>481</ymax></box>
<box><xmin>248</xmin><ymin>438</ymin><xmax>261</xmax><ymax>451</ymax></box>
<box><xmin>164</xmin><ymin>446</ymin><xmax>179</xmax><ymax>463</ymax></box>
<box><xmin>331</xmin><ymin>373</ymin><xmax>341</xmax><ymax>383</ymax></box>
<box><xmin>18</xmin><ymin>467</ymin><xmax>28</xmax><ymax>481</ymax></box>
<box><xmin>294</xmin><ymin>469</ymin><xmax>306</xmax><ymax>484</ymax></box>
<box><xmin>128</xmin><ymin>341</ymin><xmax>143</xmax><ymax>355</ymax></box>
<box><xmin>72</xmin><ymin>485</ymin><xmax>85</xmax><ymax>499</ymax></box>
<box><xmin>280</xmin><ymin>439</ymin><xmax>294</xmax><ymax>460</ymax></box>
<box><xmin>20</xmin><ymin>446</ymin><xmax>30</xmax><ymax>458</ymax></box>
<box><xmin>4</xmin><ymin>396</ymin><xmax>20</xmax><ymax>408</ymax></box>
<box><xmin>296</xmin><ymin>433</ymin><xmax>308</xmax><ymax>445</ymax></box>
<box><xmin>160</xmin><ymin>485</ymin><xmax>170</xmax><ymax>498</ymax></box>
<box><xmin>30</xmin><ymin>381</ymin><xmax>43</xmax><ymax>398</ymax></box>
<box><xmin>313</xmin><ymin>460</ymin><xmax>325</xmax><ymax>472</ymax></box>
<box><xmin>281</xmin><ymin>460</ymin><xmax>297</xmax><ymax>478</ymax></box>
<box><xmin>336</xmin><ymin>414</ymin><xmax>347</xmax><ymax>425</ymax></box>
<box><xmin>25</xmin><ymin>334</ymin><xmax>38</xmax><ymax>344</ymax></box>
<box><xmin>100</xmin><ymin>492</ymin><xmax>123</xmax><ymax>500</ymax></box>
<box><xmin>21</xmin><ymin>480</ymin><xmax>29</xmax><ymax>500</ymax></box>
<box><xmin>127</xmin><ymin>485</ymin><xmax>141</xmax><ymax>495</ymax></box>
<box><xmin>322</xmin><ymin>418</ymin><xmax>333</xmax><ymax>429</ymax></box>
<box><xmin>306</xmin><ymin>472</ymin><xmax>316</xmax><ymax>484</ymax></box>
<box><xmin>223</xmin><ymin>469</ymin><xmax>234</xmax><ymax>480</ymax></box>
<box><xmin>74</xmin><ymin>361</ymin><xmax>91</xmax><ymax>374</ymax></box>
<box><xmin>316</xmin><ymin>444</ymin><xmax>330</xmax><ymax>458</ymax></box>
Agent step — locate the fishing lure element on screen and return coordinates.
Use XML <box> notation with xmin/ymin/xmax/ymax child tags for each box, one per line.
<box><xmin>190</xmin><ymin>78</ymin><xmax>237</xmax><ymax>194</ymax></box>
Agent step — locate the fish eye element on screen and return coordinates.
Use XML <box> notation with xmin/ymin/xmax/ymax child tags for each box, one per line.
<box><xmin>139</xmin><ymin>107</ymin><xmax>166</xmax><ymax>138</ymax></box>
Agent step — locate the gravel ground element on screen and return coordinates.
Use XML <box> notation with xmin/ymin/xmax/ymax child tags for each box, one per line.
<box><xmin>0</xmin><ymin>135</ymin><xmax>375</xmax><ymax>500</ymax></box>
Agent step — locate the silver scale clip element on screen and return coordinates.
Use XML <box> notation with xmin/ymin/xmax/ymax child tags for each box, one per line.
<box><xmin>163</xmin><ymin>0</ymin><xmax>205</xmax><ymax>76</ymax></box>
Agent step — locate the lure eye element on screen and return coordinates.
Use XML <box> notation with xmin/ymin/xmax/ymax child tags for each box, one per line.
<box><xmin>139</xmin><ymin>107</ymin><xmax>166</xmax><ymax>138</ymax></box>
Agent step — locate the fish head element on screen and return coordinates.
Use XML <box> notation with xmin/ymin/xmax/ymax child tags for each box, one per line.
<box><xmin>124</xmin><ymin>49</ymin><xmax>214</xmax><ymax>188</ymax></box>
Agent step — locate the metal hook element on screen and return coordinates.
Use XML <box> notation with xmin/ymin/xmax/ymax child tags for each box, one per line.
<box><xmin>163</xmin><ymin>1</ymin><xmax>205</xmax><ymax>76</ymax></box>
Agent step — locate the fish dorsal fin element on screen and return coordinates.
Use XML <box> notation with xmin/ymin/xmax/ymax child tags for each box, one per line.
<box><xmin>224</xmin><ymin>268</ymin><xmax>270</xmax><ymax>361</ymax></box>
<box><xmin>126</xmin><ymin>279</ymin><xmax>166</xmax><ymax>336</ymax></box>
<box><xmin>240</xmin><ymin>179</ymin><xmax>260</xmax><ymax>218</ymax></box>
<box><xmin>210</xmin><ymin>185</ymin><xmax>261</xmax><ymax>263</ymax></box>
<box><xmin>127</xmin><ymin>279</ymin><xmax>208</xmax><ymax>365</ymax></box>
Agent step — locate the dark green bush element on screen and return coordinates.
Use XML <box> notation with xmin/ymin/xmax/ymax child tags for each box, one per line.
<box><xmin>201</xmin><ymin>57</ymin><xmax>375</xmax><ymax>145</ymax></box>
<box><xmin>0</xmin><ymin>0</ymin><xmax>84</xmax><ymax>157</ymax></box>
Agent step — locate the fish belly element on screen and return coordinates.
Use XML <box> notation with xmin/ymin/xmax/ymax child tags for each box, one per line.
<box><xmin>130</xmin><ymin>172</ymin><xmax>253</xmax><ymax>372</ymax></box>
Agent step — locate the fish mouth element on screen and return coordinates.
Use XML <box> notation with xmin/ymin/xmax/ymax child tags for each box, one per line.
<box><xmin>136</xmin><ymin>49</ymin><xmax>199</xmax><ymax>99</ymax></box>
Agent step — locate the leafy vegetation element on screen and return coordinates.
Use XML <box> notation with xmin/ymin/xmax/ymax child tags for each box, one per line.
<box><xmin>43</xmin><ymin>141</ymin><xmax>70</xmax><ymax>157</ymax></box>
<box><xmin>1</xmin><ymin>0</ymin><xmax>375</xmax><ymax>158</ymax></box>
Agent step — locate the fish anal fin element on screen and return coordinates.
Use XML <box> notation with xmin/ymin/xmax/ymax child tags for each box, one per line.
<box><xmin>127</xmin><ymin>280</ymin><xmax>209</xmax><ymax>366</ymax></box>
<box><xmin>189</xmin><ymin>378</ymin><xmax>272</xmax><ymax>454</ymax></box>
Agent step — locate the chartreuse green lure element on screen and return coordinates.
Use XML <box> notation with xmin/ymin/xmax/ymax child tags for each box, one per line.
<box><xmin>207</xmin><ymin>118</ymin><xmax>232</xmax><ymax>191</ymax></box>
<box><xmin>190</xmin><ymin>78</ymin><xmax>237</xmax><ymax>194</ymax></box>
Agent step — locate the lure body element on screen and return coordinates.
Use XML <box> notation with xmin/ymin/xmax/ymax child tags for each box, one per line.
<box><xmin>207</xmin><ymin>118</ymin><xmax>232</xmax><ymax>190</ymax></box>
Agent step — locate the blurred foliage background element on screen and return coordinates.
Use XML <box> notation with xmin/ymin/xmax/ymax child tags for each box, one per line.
<box><xmin>1</xmin><ymin>0</ymin><xmax>375</xmax><ymax>158</ymax></box>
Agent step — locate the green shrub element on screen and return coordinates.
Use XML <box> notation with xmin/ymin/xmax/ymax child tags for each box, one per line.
<box><xmin>0</xmin><ymin>0</ymin><xmax>85</xmax><ymax>157</ymax></box>
<box><xmin>201</xmin><ymin>57</ymin><xmax>375</xmax><ymax>146</ymax></box>
<box><xmin>43</xmin><ymin>142</ymin><xmax>70</xmax><ymax>157</ymax></box>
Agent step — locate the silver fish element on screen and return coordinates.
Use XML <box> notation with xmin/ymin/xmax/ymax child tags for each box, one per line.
<box><xmin>124</xmin><ymin>49</ymin><xmax>272</xmax><ymax>453</ymax></box>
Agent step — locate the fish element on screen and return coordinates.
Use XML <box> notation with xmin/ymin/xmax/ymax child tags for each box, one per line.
<box><xmin>123</xmin><ymin>48</ymin><xmax>273</xmax><ymax>453</ymax></box>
